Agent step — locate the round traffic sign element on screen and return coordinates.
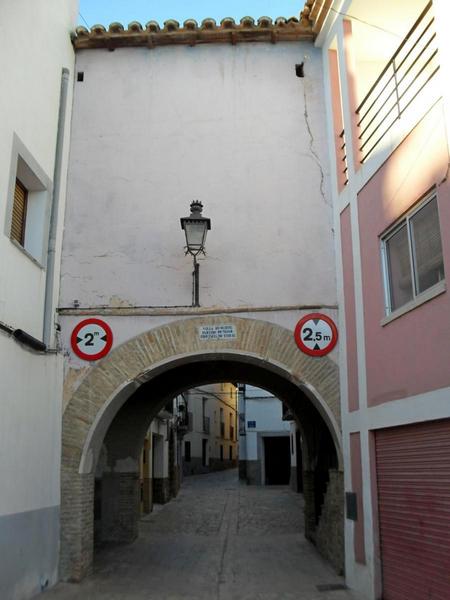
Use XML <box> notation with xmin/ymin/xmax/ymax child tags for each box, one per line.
<box><xmin>294</xmin><ymin>313</ymin><xmax>338</xmax><ymax>357</ymax></box>
<box><xmin>71</xmin><ymin>318</ymin><xmax>113</xmax><ymax>361</ymax></box>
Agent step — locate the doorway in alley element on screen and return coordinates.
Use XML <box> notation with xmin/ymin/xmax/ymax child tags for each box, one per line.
<box><xmin>264</xmin><ymin>436</ymin><xmax>290</xmax><ymax>485</ymax></box>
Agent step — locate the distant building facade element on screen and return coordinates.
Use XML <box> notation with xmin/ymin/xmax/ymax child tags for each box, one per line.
<box><xmin>181</xmin><ymin>384</ymin><xmax>238</xmax><ymax>475</ymax></box>
<box><xmin>139</xmin><ymin>405</ymin><xmax>179</xmax><ymax>514</ymax></box>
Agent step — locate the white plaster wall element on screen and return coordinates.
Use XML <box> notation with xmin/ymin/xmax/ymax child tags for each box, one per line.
<box><xmin>246</xmin><ymin>397</ymin><xmax>290</xmax><ymax>432</ymax></box>
<box><xmin>243</xmin><ymin>394</ymin><xmax>290</xmax><ymax>461</ymax></box>
<box><xmin>0</xmin><ymin>0</ymin><xmax>76</xmax><ymax>337</ymax></box>
<box><xmin>244</xmin><ymin>385</ymin><xmax>273</xmax><ymax>398</ymax></box>
<box><xmin>0</xmin><ymin>336</ymin><xmax>64</xmax><ymax>516</ymax></box>
<box><xmin>60</xmin><ymin>308</ymin><xmax>339</xmax><ymax>384</ymax></box>
<box><xmin>245</xmin><ymin>431</ymin><xmax>259</xmax><ymax>460</ymax></box>
<box><xmin>61</xmin><ymin>41</ymin><xmax>336</xmax><ymax>310</ymax></box>
<box><xmin>290</xmin><ymin>422</ymin><xmax>297</xmax><ymax>467</ymax></box>
<box><xmin>149</xmin><ymin>419</ymin><xmax>171</xmax><ymax>478</ymax></box>
<box><xmin>0</xmin><ymin>3</ymin><xmax>76</xmax><ymax>597</ymax></box>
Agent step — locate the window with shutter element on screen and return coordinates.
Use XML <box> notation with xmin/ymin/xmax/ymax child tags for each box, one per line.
<box><xmin>10</xmin><ymin>179</ymin><xmax>28</xmax><ymax>245</ymax></box>
<box><xmin>6</xmin><ymin>136</ymin><xmax>53</xmax><ymax>264</ymax></box>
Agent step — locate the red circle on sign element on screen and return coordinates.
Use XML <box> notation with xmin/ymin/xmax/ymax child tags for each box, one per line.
<box><xmin>71</xmin><ymin>318</ymin><xmax>113</xmax><ymax>361</ymax></box>
<box><xmin>294</xmin><ymin>313</ymin><xmax>338</xmax><ymax>357</ymax></box>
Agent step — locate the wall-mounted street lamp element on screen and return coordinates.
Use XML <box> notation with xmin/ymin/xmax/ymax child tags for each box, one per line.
<box><xmin>180</xmin><ymin>201</ymin><xmax>211</xmax><ymax>307</ymax></box>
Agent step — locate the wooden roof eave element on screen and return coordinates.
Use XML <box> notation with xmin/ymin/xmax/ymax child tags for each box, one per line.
<box><xmin>72</xmin><ymin>20</ymin><xmax>315</xmax><ymax>50</ymax></box>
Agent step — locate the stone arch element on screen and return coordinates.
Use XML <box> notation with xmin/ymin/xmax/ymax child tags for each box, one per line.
<box><xmin>60</xmin><ymin>315</ymin><xmax>342</xmax><ymax>581</ymax></box>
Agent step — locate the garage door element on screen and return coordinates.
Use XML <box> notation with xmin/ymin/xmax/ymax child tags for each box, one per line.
<box><xmin>375</xmin><ymin>419</ymin><xmax>450</xmax><ymax>600</ymax></box>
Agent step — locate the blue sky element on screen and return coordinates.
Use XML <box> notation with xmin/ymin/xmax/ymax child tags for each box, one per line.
<box><xmin>78</xmin><ymin>1</ymin><xmax>303</xmax><ymax>28</ymax></box>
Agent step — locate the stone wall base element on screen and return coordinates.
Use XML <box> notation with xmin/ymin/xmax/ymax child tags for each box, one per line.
<box><xmin>183</xmin><ymin>457</ymin><xmax>209</xmax><ymax>476</ymax></box>
<box><xmin>209</xmin><ymin>458</ymin><xmax>237</xmax><ymax>472</ymax></box>
<box><xmin>242</xmin><ymin>460</ymin><xmax>262</xmax><ymax>485</ymax></box>
<box><xmin>101</xmin><ymin>472</ymin><xmax>139</xmax><ymax>544</ymax></box>
<box><xmin>315</xmin><ymin>470</ymin><xmax>344</xmax><ymax>574</ymax></box>
<box><xmin>142</xmin><ymin>477</ymin><xmax>153</xmax><ymax>514</ymax></box>
<box><xmin>303</xmin><ymin>470</ymin><xmax>316</xmax><ymax>542</ymax></box>
<box><xmin>153</xmin><ymin>477</ymin><xmax>171</xmax><ymax>504</ymax></box>
<box><xmin>290</xmin><ymin>466</ymin><xmax>297</xmax><ymax>492</ymax></box>
<box><xmin>170</xmin><ymin>467</ymin><xmax>181</xmax><ymax>497</ymax></box>
<box><xmin>238</xmin><ymin>459</ymin><xmax>247</xmax><ymax>480</ymax></box>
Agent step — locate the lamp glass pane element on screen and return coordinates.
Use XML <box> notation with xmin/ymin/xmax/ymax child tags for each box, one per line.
<box><xmin>184</xmin><ymin>220</ymin><xmax>207</xmax><ymax>251</ymax></box>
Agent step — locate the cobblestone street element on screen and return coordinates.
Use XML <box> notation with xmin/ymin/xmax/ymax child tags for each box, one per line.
<box><xmin>43</xmin><ymin>470</ymin><xmax>358</xmax><ymax>600</ymax></box>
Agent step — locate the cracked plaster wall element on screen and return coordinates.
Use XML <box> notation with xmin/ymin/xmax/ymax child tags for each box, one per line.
<box><xmin>61</xmin><ymin>42</ymin><xmax>336</xmax><ymax>311</ymax></box>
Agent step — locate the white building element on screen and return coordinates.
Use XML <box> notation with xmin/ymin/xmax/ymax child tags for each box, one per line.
<box><xmin>238</xmin><ymin>385</ymin><xmax>298</xmax><ymax>486</ymax></box>
<box><xmin>0</xmin><ymin>2</ymin><xmax>77</xmax><ymax>599</ymax></box>
<box><xmin>0</xmin><ymin>8</ymin><xmax>346</xmax><ymax>593</ymax></box>
<box><xmin>58</xmin><ymin>16</ymin><xmax>343</xmax><ymax>582</ymax></box>
<box><xmin>139</xmin><ymin>406</ymin><xmax>179</xmax><ymax>514</ymax></box>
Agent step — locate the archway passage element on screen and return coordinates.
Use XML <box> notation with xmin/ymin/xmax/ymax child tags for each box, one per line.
<box><xmin>60</xmin><ymin>316</ymin><xmax>343</xmax><ymax>582</ymax></box>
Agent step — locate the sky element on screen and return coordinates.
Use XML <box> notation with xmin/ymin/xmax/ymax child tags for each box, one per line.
<box><xmin>78</xmin><ymin>0</ymin><xmax>303</xmax><ymax>28</ymax></box>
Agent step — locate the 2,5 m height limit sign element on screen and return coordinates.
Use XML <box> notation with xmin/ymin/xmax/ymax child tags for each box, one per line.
<box><xmin>294</xmin><ymin>313</ymin><xmax>338</xmax><ymax>357</ymax></box>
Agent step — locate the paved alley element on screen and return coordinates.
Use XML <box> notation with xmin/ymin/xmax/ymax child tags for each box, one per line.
<box><xmin>43</xmin><ymin>470</ymin><xmax>358</xmax><ymax>600</ymax></box>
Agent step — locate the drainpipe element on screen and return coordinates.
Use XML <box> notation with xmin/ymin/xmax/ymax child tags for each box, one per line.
<box><xmin>43</xmin><ymin>67</ymin><xmax>70</xmax><ymax>347</ymax></box>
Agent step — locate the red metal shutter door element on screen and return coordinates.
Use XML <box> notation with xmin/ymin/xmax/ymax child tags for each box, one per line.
<box><xmin>375</xmin><ymin>419</ymin><xmax>450</xmax><ymax>600</ymax></box>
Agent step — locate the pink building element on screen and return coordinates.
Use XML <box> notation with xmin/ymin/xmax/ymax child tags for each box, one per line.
<box><xmin>308</xmin><ymin>0</ymin><xmax>450</xmax><ymax>598</ymax></box>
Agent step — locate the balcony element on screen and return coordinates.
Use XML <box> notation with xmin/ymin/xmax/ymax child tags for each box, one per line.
<box><xmin>356</xmin><ymin>1</ymin><xmax>439</xmax><ymax>163</ymax></box>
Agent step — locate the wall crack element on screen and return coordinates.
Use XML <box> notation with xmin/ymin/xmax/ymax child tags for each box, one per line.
<box><xmin>303</xmin><ymin>87</ymin><xmax>330</xmax><ymax>207</ymax></box>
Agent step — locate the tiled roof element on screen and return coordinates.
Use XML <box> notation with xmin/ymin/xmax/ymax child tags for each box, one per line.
<box><xmin>72</xmin><ymin>13</ymin><xmax>314</xmax><ymax>50</ymax></box>
<box><xmin>301</xmin><ymin>0</ymin><xmax>332</xmax><ymax>35</ymax></box>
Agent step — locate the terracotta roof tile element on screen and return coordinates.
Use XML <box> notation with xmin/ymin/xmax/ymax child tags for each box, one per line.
<box><xmin>72</xmin><ymin>13</ymin><xmax>314</xmax><ymax>50</ymax></box>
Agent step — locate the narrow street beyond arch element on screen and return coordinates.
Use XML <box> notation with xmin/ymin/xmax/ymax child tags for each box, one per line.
<box><xmin>45</xmin><ymin>470</ymin><xmax>356</xmax><ymax>599</ymax></box>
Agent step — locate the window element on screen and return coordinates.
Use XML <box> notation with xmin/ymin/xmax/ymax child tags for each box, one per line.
<box><xmin>11</xmin><ymin>179</ymin><xmax>28</xmax><ymax>245</ymax></box>
<box><xmin>381</xmin><ymin>193</ymin><xmax>445</xmax><ymax>314</ymax></box>
<box><xmin>220</xmin><ymin>407</ymin><xmax>225</xmax><ymax>438</ymax></box>
<box><xmin>6</xmin><ymin>134</ymin><xmax>52</xmax><ymax>265</ymax></box>
<box><xmin>229</xmin><ymin>446</ymin><xmax>233</xmax><ymax>461</ymax></box>
<box><xmin>184</xmin><ymin>441</ymin><xmax>191</xmax><ymax>462</ymax></box>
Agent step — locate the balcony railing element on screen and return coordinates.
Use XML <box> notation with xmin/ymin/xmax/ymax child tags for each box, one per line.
<box><xmin>338</xmin><ymin>129</ymin><xmax>349</xmax><ymax>186</ymax></box>
<box><xmin>356</xmin><ymin>1</ymin><xmax>439</xmax><ymax>163</ymax></box>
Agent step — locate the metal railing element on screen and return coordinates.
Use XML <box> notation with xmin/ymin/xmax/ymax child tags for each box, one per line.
<box><xmin>356</xmin><ymin>2</ymin><xmax>439</xmax><ymax>163</ymax></box>
<box><xmin>338</xmin><ymin>129</ymin><xmax>349</xmax><ymax>186</ymax></box>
